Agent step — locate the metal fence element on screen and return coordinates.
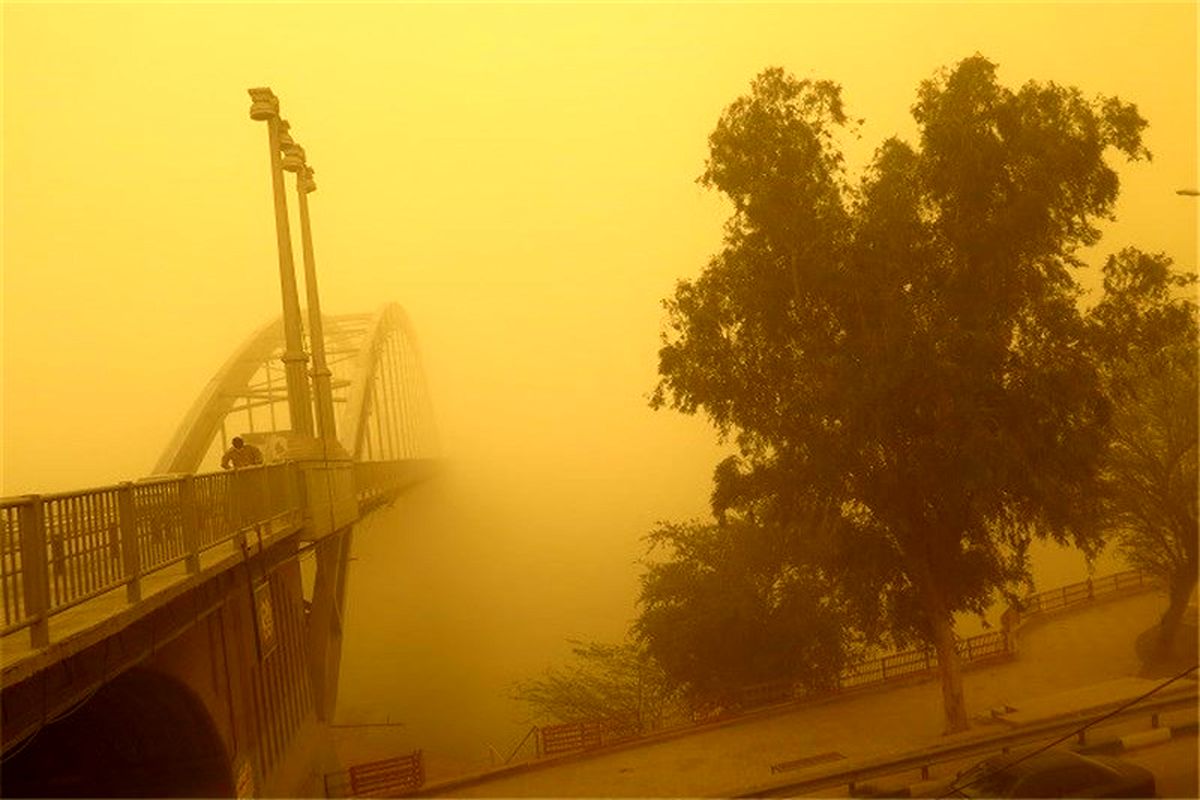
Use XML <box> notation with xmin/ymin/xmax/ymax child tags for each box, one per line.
<box><xmin>729</xmin><ymin>628</ymin><xmax>1011</xmax><ymax>712</ymax></box>
<box><xmin>0</xmin><ymin>462</ymin><xmax>302</xmax><ymax>647</ymax></box>
<box><xmin>1020</xmin><ymin>569</ymin><xmax>1149</xmax><ymax>616</ymax></box>
<box><xmin>324</xmin><ymin>751</ymin><xmax>425</xmax><ymax>798</ymax></box>
<box><xmin>538</xmin><ymin>716</ymin><xmax>642</xmax><ymax>757</ymax></box>
<box><xmin>353</xmin><ymin>458</ymin><xmax>439</xmax><ymax>514</ymax></box>
<box><xmin>354</xmin><ymin>460</ymin><xmax>407</xmax><ymax>509</ymax></box>
<box><xmin>1</xmin><ymin>504</ymin><xmax>27</xmax><ymax>630</ymax></box>
<box><xmin>733</xmin><ymin>572</ymin><xmax>1151</xmax><ymax>713</ymax></box>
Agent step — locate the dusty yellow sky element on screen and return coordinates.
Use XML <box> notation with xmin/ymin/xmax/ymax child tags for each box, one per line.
<box><xmin>2</xmin><ymin>2</ymin><xmax>1197</xmax><ymax>500</ymax></box>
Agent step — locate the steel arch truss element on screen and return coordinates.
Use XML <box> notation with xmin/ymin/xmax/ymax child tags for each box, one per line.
<box><xmin>154</xmin><ymin>303</ymin><xmax>438</xmax><ymax>474</ymax></box>
<box><xmin>340</xmin><ymin>304</ymin><xmax>439</xmax><ymax>463</ymax></box>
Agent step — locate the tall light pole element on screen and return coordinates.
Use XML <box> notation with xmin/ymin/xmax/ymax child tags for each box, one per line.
<box><xmin>282</xmin><ymin>142</ymin><xmax>339</xmax><ymax>444</ymax></box>
<box><xmin>248</xmin><ymin>87</ymin><xmax>315</xmax><ymax>438</ymax></box>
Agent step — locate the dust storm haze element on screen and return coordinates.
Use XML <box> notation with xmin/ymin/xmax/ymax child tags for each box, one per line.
<box><xmin>3</xmin><ymin>0</ymin><xmax>1196</xmax><ymax>776</ymax></box>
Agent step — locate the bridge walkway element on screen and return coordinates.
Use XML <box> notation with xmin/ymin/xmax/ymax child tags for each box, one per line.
<box><xmin>428</xmin><ymin>589</ymin><xmax>1186</xmax><ymax>797</ymax></box>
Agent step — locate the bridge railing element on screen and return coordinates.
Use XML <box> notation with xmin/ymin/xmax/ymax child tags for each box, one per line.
<box><xmin>354</xmin><ymin>460</ymin><xmax>414</xmax><ymax>510</ymax></box>
<box><xmin>1</xmin><ymin>462</ymin><xmax>302</xmax><ymax>648</ymax></box>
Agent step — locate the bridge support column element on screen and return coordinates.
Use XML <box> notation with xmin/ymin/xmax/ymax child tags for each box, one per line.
<box><xmin>306</xmin><ymin>529</ymin><xmax>348</xmax><ymax>722</ymax></box>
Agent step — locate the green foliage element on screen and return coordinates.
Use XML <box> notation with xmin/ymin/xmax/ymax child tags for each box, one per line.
<box><xmin>510</xmin><ymin>639</ymin><xmax>682</xmax><ymax>731</ymax></box>
<box><xmin>652</xmin><ymin>55</ymin><xmax>1150</xmax><ymax>726</ymax></box>
<box><xmin>1087</xmin><ymin>248</ymin><xmax>1198</xmax><ymax>646</ymax></box>
<box><xmin>635</xmin><ymin>518</ymin><xmax>856</xmax><ymax>704</ymax></box>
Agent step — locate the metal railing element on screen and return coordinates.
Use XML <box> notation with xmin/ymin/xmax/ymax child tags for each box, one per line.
<box><xmin>324</xmin><ymin>751</ymin><xmax>425</xmax><ymax>798</ymax></box>
<box><xmin>354</xmin><ymin>459</ymin><xmax>435</xmax><ymax>511</ymax></box>
<box><xmin>721</xmin><ymin>629</ymin><xmax>1012</xmax><ymax>718</ymax></box>
<box><xmin>355</xmin><ymin>460</ymin><xmax>405</xmax><ymax>509</ymax></box>
<box><xmin>1</xmin><ymin>462</ymin><xmax>302</xmax><ymax>648</ymax></box>
<box><xmin>726</xmin><ymin>572</ymin><xmax>1153</xmax><ymax>714</ymax></box>
<box><xmin>538</xmin><ymin>716</ymin><xmax>642</xmax><ymax>757</ymax></box>
<box><xmin>1020</xmin><ymin>570</ymin><xmax>1149</xmax><ymax>616</ymax></box>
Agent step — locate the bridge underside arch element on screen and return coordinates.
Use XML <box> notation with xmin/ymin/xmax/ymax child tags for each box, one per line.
<box><xmin>0</xmin><ymin>667</ymin><xmax>233</xmax><ymax>798</ymax></box>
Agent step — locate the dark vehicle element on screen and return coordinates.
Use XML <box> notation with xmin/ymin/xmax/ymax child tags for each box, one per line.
<box><xmin>954</xmin><ymin>748</ymin><xmax>1156</xmax><ymax>798</ymax></box>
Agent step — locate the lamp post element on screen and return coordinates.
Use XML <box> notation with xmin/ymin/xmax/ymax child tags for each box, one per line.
<box><xmin>282</xmin><ymin>142</ymin><xmax>339</xmax><ymax>443</ymax></box>
<box><xmin>248</xmin><ymin>87</ymin><xmax>315</xmax><ymax>438</ymax></box>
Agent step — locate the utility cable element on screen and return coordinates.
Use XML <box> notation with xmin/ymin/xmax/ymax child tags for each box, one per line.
<box><xmin>941</xmin><ymin>661</ymin><xmax>1199</xmax><ymax>797</ymax></box>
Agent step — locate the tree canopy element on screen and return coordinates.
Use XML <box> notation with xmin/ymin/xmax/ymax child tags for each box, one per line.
<box><xmin>635</xmin><ymin>517</ymin><xmax>854</xmax><ymax>706</ymax></box>
<box><xmin>652</xmin><ymin>55</ymin><xmax>1150</xmax><ymax>731</ymax></box>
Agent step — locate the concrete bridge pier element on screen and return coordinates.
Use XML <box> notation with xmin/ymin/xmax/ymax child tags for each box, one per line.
<box><xmin>306</xmin><ymin>525</ymin><xmax>353</xmax><ymax>722</ymax></box>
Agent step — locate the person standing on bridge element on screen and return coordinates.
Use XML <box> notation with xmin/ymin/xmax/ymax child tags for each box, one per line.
<box><xmin>221</xmin><ymin>436</ymin><xmax>264</xmax><ymax>469</ymax></box>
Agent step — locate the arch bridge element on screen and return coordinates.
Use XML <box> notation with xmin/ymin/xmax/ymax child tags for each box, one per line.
<box><xmin>1</xmin><ymin>302</ymin><xmax>437</xmax><ymax>797</ymax></box>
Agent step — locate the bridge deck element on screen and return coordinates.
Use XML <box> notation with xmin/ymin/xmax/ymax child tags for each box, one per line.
<box><xmin>0</xmin><ymin>513</ymin><xmax>301</xmax><ymax>684</ymax></box>
<box><xmin>1</xmin><ymin>459</ymin><xmax>435</xmax><ymax>687</ymax></box>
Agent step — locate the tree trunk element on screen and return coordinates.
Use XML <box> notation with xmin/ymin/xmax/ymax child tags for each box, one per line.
<box><xmin>907</xmin><ymin>546</ymin><xmax>974</xmax><ymax>734</ymax></box>
<box><xmin>1155</xmin><ymin>568</ymin><xmax>1197</xmax><ymax>659</ymax></box>
<box><xmin>909</xmin><ymin>552</ymin><xmax>971</xmax><ymax>734</ymax></box>
<box><xmin>928</xmin><ymin>605</ymin><xmax>970</xmax><ymax>733</ymax></box>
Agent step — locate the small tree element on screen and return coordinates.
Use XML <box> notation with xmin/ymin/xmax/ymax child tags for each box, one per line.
<box><xmin>653</xmin><ymin>56</ymin><xmax>1149</xmax><ymax>731</ymax></box>
<box><xmin>1088</xmin><ymin>248</ymin><xmax>1198</xmax><ymax>657</ymax></box>
<box><xmin>511</xmin><ymin>639</ymin><xmax>682</xmax><ymax>732</ymax></box>
<box><xmin>635</xmin><ymin>515</ymin><xmax>856</xmax><ymax>707</ymax></box>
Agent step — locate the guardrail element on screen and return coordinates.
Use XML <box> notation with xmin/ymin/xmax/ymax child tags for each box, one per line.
<box><xmin>1</xmin><ymin>462</ymin><xmax>302</xmax><ymax>648</ymax></box>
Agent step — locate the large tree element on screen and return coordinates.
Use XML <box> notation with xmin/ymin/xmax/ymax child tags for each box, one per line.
<box><xmin>652</xmin><ymin>56</ymin><xmax>1149</xmax><ymax>732</ymax></box>
<box><xmin>1088</xmin><ymin>248</ymin><xmax>1198</xmax><ymax>659</ymax></box>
